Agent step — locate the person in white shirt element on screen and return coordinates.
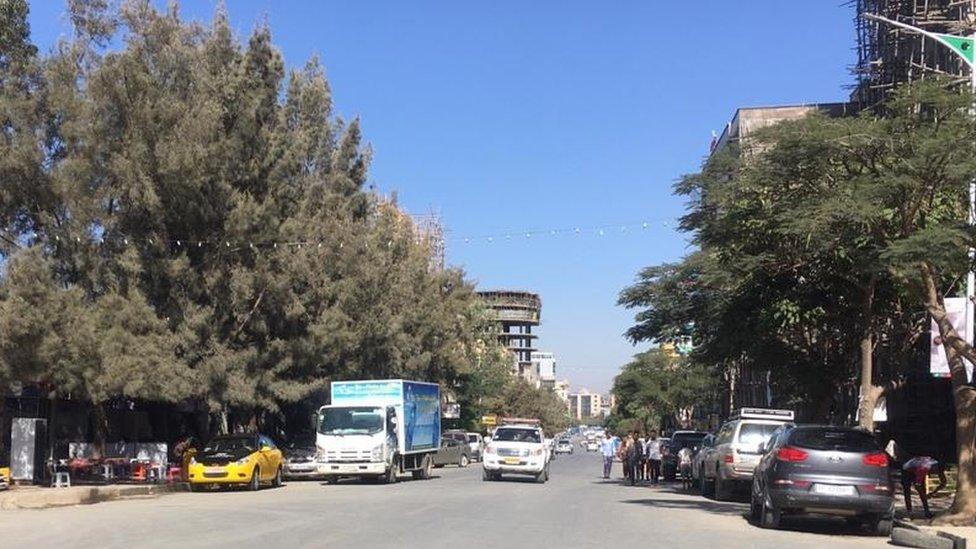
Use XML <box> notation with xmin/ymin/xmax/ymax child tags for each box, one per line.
<box><xmin>644</xmin><ymin>431</ymin><xmax>662</xmax><ymax>484</ymax></box>
<box><xmin>678</xmin><ymin>446</ymin><xmax>694</xmax><ymax>490</ymax></box>
<box><xmin>599</xmin><ymin>435</ymin><xmax>616</xmax><ymax>479</ymax></box>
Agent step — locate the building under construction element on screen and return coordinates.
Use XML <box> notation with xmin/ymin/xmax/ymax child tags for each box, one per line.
<box><xmin>477</xmin><ymin>291</ymin><xmax>542</xmax><ymax>381</ymax></box>
<box><xmin>853</xmin><ymin>0</ymin><xmax>975</xmax><ymax>108</ymax></box>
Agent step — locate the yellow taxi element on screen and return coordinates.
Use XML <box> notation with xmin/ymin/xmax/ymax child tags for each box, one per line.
<box><xmin>187</xmin><ymin>433</ymin><xmax>283</xmax><ymax>491</ymax></box>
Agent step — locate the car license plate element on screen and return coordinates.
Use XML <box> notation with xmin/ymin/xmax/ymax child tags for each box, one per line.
<box><xmin>503</xmin><ymin>457</ymin><xmax>521</xmax><ymax>465</ymax></box>
<box><xmin>813</xmin><ymin>484</ymin><xmax>856</xmax><ymax>496</ymax></box>
<box><xmin>205</xmin><ymin>467</ymin><xmax>224</xmax><ymax>474</ymax></box>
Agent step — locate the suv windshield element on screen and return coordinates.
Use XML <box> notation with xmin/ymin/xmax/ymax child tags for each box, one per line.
<box><xmin>736</xmin><ymin>423</ymin><xmax>781</xmax><ymax>449</ymax></box>
<box><xmin>493</xmin><ymin>428</ymin><xmax>541</xmax><ymax>443</ymax></box>
<box><xmin>318</xmin><ymin>407</ymin><xmax>384</xmax><ymax>436</ymax></box>
<box><xmin>466</xmin><ymin>434</ymin><xmax>479</xmax><ymax>443</ymax></box>
<box><xmin>790</xmin><ymin>429</ymin><xmax>879</xmax><ymax>452</ymax></box>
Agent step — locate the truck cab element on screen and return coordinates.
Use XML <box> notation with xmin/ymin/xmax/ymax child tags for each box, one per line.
<box><xmin>315</xmin><ymin>380</ymin><xmax>440</xmax><ymax>484</ymax></box>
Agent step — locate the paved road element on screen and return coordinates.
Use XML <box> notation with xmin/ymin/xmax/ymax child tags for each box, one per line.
<box><xmin>0</xmin><ymin>450</ymin><xmax>887</xmax><ymax>548</ymax></box>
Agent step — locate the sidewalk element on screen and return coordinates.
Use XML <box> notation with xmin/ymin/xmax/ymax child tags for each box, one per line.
<box><xmin>896</xmin><ymin>493</ymin><xmax>976</xmax><ymax>546</ymax></box>
<box><xmin>0</xmin><ymin>483</ymin><xmax>188</xmax><ymax>510</ymax></box>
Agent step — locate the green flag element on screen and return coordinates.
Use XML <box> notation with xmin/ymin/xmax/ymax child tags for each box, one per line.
<box><xmin>937</xmin><ymin>34</ymin><xmax>975</xmax><ymax>65</ymax></box>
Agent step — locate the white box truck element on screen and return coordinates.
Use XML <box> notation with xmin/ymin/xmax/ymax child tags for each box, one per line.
<box><xmin>315</xmin><ymin>379</ymin><xmax>441</xmax><ymax>483</ymax></box>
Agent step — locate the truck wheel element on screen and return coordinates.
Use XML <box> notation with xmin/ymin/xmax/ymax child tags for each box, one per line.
<box><xmin>412</xmin><ymin>455</ymin><xmax>432</xmax><ymax>480</ymax></box>
<box><xmin>383</xmin><ymin>463</ymin><xmax>398</xmax><ymax>484</ymax></box>
<box><xmin>459</xmin><ymin>455</ymin><xmax>469</xmax><ymax>468</ymax></box>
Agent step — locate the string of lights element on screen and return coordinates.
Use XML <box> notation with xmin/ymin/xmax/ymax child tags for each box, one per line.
<box><xmin>25</xmin><ymin>218</ymin><xmax>678</xmax><ymax>252</ymax></box>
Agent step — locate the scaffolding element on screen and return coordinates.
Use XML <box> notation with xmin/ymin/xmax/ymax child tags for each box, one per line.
<box><xmin>853</xmin><ymin>0</ymin><xmax>975</xmax><ymax>108</ymax></box>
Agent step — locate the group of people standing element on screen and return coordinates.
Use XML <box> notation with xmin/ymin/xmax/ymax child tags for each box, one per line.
<box><xmin>600</xmin><ymin>430</ymin><xmax>672</xmax><ymax>486</ymax></box>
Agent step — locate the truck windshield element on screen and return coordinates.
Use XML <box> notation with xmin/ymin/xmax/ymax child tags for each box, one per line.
<box><xmin>318</xmin><ymin>407</ymin><xmax>384</xmax><ymax>436</ymax></box>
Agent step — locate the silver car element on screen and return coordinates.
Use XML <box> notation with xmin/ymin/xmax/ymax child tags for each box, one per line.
<box><xmin>750</xmin><ymin>425</ymin><xmax>894</xmax><ymax>535</ymax></box>
<box><xmin>700</xmin><ymin>409</ymin><xmax>794</xmax><ymax>500</ymax></box>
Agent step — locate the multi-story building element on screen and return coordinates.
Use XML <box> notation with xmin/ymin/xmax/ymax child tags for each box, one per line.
<box><xmin>568</xmin><ymin>390</ymin><xmax>602</xmax><ymax>421</ymax></box>
<box><xmin>531</xmin><ymin>351</ymin><xmax>556</xmax><ymax>390</ymax></box>
<box><xmin>477</xmin><ymin>291</ymin><xmax>542</xmax><ymax>381</ymax></box>
<box><xmin>553</xmin><ymin>379</ymin><xmax>571</xmax><ymax>404</ymax></box>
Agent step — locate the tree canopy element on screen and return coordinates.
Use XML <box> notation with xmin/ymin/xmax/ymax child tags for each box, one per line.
<box><xmin>0</xmin><ymin>0</ymin><xmax>513</xmax><ymax>434</ymax></box>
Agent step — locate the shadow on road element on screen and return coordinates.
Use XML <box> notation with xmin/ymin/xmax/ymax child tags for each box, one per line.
<box><xmin>621</xmin><ymin>497</ymin><xmax>882</xmax><ymax>538</ymax></box>
<box><xmin>621</xmin><ymin>497</ymin><xmax>748</xmax><ymax>517</ymax></box>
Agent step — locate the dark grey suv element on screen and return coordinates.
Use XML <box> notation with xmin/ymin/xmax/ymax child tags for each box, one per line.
<box><xmin>750</xmin><ymin>426</ymin><xmax>894</xmax><ymax>535</ymax></box>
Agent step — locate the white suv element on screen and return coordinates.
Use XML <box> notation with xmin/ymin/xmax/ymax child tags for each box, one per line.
<box><xmin>483</xmin><ymin>425</ymin><xmax>549</xmax><ymax>483</ymax></box>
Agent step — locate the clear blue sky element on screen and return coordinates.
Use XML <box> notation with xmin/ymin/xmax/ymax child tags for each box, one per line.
<box><xmin>28</xmin><ymin>1</ymin><xmax>857</xmax><ymax>393</ymax></box>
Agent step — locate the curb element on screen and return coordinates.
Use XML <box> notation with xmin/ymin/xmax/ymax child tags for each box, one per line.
<box><xmin>892</xmin><ymin>520</ymin><xmax>967</xmax><ymax>549</ymax></box>
<box><xmin>0</xmin><ymin>483</ymin><xmax>190</xmax><ymax>511</ymax></box>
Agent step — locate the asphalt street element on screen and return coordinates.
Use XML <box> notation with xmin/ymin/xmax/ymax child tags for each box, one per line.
<box><xmin>0</xmin><ymin>450</ymin><xmax>888</xmax><ymax>548</ymax></box>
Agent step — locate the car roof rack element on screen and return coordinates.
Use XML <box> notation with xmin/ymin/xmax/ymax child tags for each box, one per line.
<box><xmin>499</xmin><ymin>417</ymin><xmax>541</xmax><ymax>426</ymax></box>
<box><xmin>729</xmin><ymin>408</ymin><xmax>795</xmax><ymax>421</ymax></box>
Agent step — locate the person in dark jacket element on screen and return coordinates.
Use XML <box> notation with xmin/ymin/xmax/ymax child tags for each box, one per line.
<box><xmin>626</xmin><ymin>430</ymin><xmax>644</xmax><ymax>486</ymax></box>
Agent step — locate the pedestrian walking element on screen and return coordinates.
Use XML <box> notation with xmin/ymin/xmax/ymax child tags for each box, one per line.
<box><xmin>600</xmin><ymin>433</ymin><xmax>616</xmax><ymax>479</ymax></box>
<box><xmin>678</xmin><ymin>446</ymin><xmax>694</xmax><ymax>490</ymax></box>
<box><xmin>617</xmin><ymin>434</ymin><xmax>633</xmax><ymax>482</ymax></box>
<box><xmin>626</xmin><ymin>430</ymin><xmax>644</xmax><ymax>486</ymax></box>
<box><xmin>636</xmin><ymin>434</ymin><xmax>646</xmax><ymax>482</ymax></box>
<box><xmin>901</xmin><ymin>456</ymin><xmax>947</xmax><ymax>519</ymax></box>
<box><xmin>645</xmin><ymin>431</ymin><xmax>662</xmax><ymax>484</ymax></box>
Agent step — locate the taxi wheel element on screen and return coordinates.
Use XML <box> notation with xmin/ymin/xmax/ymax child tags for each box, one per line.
<box><xmin>249</xmin><ymin>467</ymin><xmax>261</xmax><ymax>491</ymax></box>
<box><xmin>272</xmin><ymin>467</ymin><xmax>283</xmax><ymax>488</ymax></box>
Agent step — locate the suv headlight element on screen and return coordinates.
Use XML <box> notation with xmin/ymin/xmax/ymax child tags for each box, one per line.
<box><xmin>236</xmin><ymin>456</ymin><xmax>249</xmax><ymax>465</ymax></box>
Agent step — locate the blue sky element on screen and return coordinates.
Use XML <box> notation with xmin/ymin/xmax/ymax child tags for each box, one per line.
<box><xmin>28</xmin><ymin>1</ymin><xmax>857</xmax><ymax>393</ymax></box>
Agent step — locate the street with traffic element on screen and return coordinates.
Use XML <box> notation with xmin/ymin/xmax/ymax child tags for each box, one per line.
<box><xmin>0</xmin><ymin>442</ymin><xmax>888</xmax><ymax>549</ymax></box>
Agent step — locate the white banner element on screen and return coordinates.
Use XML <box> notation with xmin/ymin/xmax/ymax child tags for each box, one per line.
<box><xmin>930</xmin><ymin>297</ymin><xmax>973</xmax><ymax>380</ymax></box>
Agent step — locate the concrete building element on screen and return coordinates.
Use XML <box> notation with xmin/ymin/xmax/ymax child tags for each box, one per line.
<box><xmin>712</xmin><ymin>104</ymin><xmax>850</xmax><ymax>157</ymax></box>
<box><xmin>531</xmin><ymin>351</ymin><xmax>556</xmax><ymax>390</ymax></box>
<box><xmin>477</xmin><ymin>291</ymin><xmax>542</xmax><ymax>381</ymax></box>
<box><xmin>568</xmin><ymin>390</ymin><xmax>602</xmax><ymax>421</ymax></box>
<box><xmin>553</xmin><ymin>379</ymin><xmax>571</xmax><ymax>404</ymax></box>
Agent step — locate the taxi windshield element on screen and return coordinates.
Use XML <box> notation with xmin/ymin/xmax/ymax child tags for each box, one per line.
<box><xmin>204</xmin><ymin>436</ymin><xmax>256</xmax><ymax>453</ymax></box>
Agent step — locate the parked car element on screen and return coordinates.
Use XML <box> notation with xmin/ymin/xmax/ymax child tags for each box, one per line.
<box><xmin>750</xmin><ymin>425</ymin><xmax>894</xmax><ymax>535</ymax></box>
<box><xmin>282</xmin><ymin>435</ymin><xmax>320</xmax><ymax>480</ymax></box>
<box><xmin>466</xmin><ymin>432</ymin><xmax>484</xmax><ymax>462</ymax></box>
<box><xmin>663</xmin><ymin>431</ymin><xmax>708</xmax><ymax>481</ymax></box>
<box><xmin>433</xmin><ymin>438</ymin><xmax>472</xmax><ymax>468</ymax></box>
<box><xmin>555</xmin><ymin>439</ymin><xmax>574</xmax><ymax>455</ymax></box>
<box><xmin>483</xmin><ymin>424</ymin><xmax>550</xmax><ymax>483</ymax></box>
<box><xmin>700</xmin><ymin>408</ymin><xmax>795</xmax><ymax>500</ymax></box>
<box><xmin>692</xmin><ymin>434</ymin><xmax>716</xmax><ymax>488</ymax></box>
<box><xmin>188</xmin><ymin>433</ymin><xmax>284</xmax><ymax>491</ymax></box>
<box><xmin>585</xmin><ymin>440</ymin><xmax>599</xmax><ymax>452</ymax></box>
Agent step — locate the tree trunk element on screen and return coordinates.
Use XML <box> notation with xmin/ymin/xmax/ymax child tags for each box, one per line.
<box><xmin>858</xmin><ymin>275</ymin><xmax>879</xmax><ymax>431</ymax></box>
<box><xmin>921</xmin><ymin>263</ymin><xmax>976</xmax><ymax>523</ymax></box>
<box><xmin>92</xmin><ymin>401</ymin><xmax>109</xmax><ymax>459</ymax></box>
